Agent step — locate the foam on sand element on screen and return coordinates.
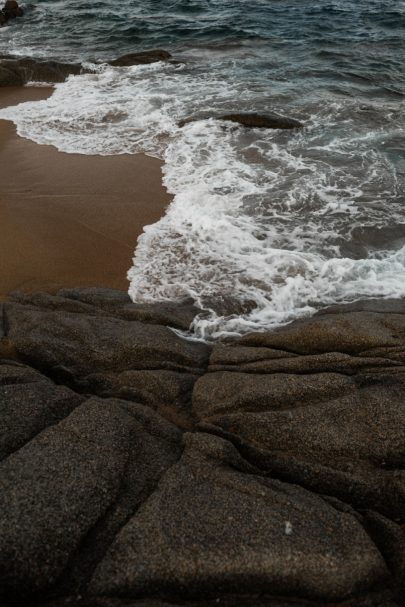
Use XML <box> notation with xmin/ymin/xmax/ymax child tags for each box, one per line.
<box><xmin>1</xmin><ymin>61</ymin><xmax>404</xmax><ymax>338</ymax></box>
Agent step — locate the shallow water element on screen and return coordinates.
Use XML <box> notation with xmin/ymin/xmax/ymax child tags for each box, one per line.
<box><xmin>1</xmin><ymin>1</ymin><xmax>404</xmax><ymax>338</ymax></box>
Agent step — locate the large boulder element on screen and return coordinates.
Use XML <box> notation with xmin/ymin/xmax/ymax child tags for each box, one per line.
<box><xmin>1</xmin><ymin>1</ymin><xmax>23</xmax><ymax>22</ymax></box>
<box><xmin>0</xmin><ymin>398</ymin><xmax>182</xmax><ymax>598</ymax></box>
<box><xmin>3</xmin><ymin>292</ymin><xmax>210</xmax><ymax>428</ymax></box>
<box><xmin>238</xmin><ymin>309</ymin><xmax>405</xmax><ymax>355</ymax></box>
<box><xmin>4</xmin><ymin>302</ymin><xmax>210</xmax><ymax>376</ymax></box>
<box><xmin>0</xmin><ymin>361</ymin><xmax>83</xmax><ymax>461</ymax></box>
<box><xmin>1</xmin><ymin>292</ymin><xmax>404</xmax><ymax>604</ymax></box>
<box><xmin>193</xmin><ymin>304</ymin><xmax>405</xmax><ymax>520</ymax></box>
<box><xmin>56</xmin><ymin>287</ymin><xmax>200</xmax><ymax>330</ymax></box>
<box><xmin>90</xmin><ymin>433</ymin><xmax>387</xmax><ymax>602</ymax></box>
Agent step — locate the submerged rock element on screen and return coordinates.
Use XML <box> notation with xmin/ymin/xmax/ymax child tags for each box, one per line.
<box><xmin>0</xmin><ymin>49</ymin><xmax>171</xmax><ymax>86</ymax></box>
<box><xmin>220</xmin><ymin>112</ymin><xmax>303</xmax><ymax>129</ymax></box>
<box><xmin>179</xmin><ymin>111</ymin><xmax>303</xmax><ymax>129</ymax></box>
<box><xmin>108</xmin><ymin>49</ymin><xmax>172</xmax><ymax>66</ymax></box>
<box><xmin>0</xmin><ymin>57</ymin><xmax>82</xmax><ymax>85</ymax></box>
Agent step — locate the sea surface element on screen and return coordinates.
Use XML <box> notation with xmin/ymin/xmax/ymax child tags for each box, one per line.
<box><xmin>1</xmin><ymin>0</ymin><xmax>405</xmax><ymax>339</ymax></box>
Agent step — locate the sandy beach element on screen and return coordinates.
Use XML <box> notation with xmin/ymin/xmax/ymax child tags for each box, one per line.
<box><xmin>0</xmin><ymin>87</ymin><xmax>170</xmax><ymax>297</ymax></box>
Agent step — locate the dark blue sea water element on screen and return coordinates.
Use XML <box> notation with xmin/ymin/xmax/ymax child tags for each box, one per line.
<box><xmin>1</xmin><ymin>1</ymin><xmax>404</xmax><ymax>338</ymax></box>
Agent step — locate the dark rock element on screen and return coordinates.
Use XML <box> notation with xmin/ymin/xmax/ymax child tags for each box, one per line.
<box><xmin>108</xmin><ymin>50</ymin><xmax>171</xmax><ymax>67</ymax></box>
<box><xmin>0</xmin><ymin>398</ymin><xmax>182</xmax><ymax>599</ymax></box>
<box><xmin>0</xmin><ymin>63</ymin><xmax>23</xmax><ymax>85</ymax></box>
<box><xmin>34</xmin><ymin>591</ymin><xmax>403</xmax><ymax>607</ymax></box>
<box><xmin>90</xmin><ymin>432</ymin><xmax>387</xmax><ymax>601</ymax></box>
<box><xmin>55</xmin><ymin>401</ymin><xmax>182</xmax><ymax>594</ymax></box>
<box><xmin>364</xmin><ymin>511</ymin><xmax>405</xmax><ymax>598</ymax></box>
<box><xmin>199</xmin><ymin>375</ymin><xmax>405</xmax><ymax>512</ymax></box>
<box><xmin>220</xmin><ymin>112</ymin><xmax>303</xmax><ymax>129</ymax></box>
<box><xmin>4</xmin><ymin>293</ymin><xmax>208</xmax><ymax>428</ymax></box>
<box><xmin>10</xmin><ymin>291</ymin><xmax>105</xmax><ymax>317</ymax></box>
<box><xmin>0</xmin><ymin>49</ymin><xmax>172</xmax><ymax>86</ymax></box>
<box><xmin>0</xmin><ymin>361</ymin><xmax>83</xmax><ymax>461</ymax></box>
<box><xmin>2</xmin><ymin>292</ymin><xmax>405</xmax><ymax>603</ymax></box>
<box><xmin>57</xmin><ymin>287</ymin><xmax>132</xmax><ymax>308</ymax></box>
<box><xmin>193</xmin><ymin>370</ymin><xmax>355</xmax><ymax>417</ymax></box>
<box><xmin>318</xmin><ymin>297</ymin><xmax>405</xmax><ymax>316</ymax></box>
<box><xmin>2</xmin><ymin>1</ymin><xmax>23</xmax><ymax>20</ymax></box>
<box><xmin>179</xmin><ymin>112</ymin><xmax>303</xmax><ymax>130</ymax></box>
<box><xmin>191</xmin><ymin>305</ymin><xmax>405</xmax><ymax>520</ymax></box>
<box><xmin>4</xmin><ymin>303</ymin><xmax>211</xmax><ymax>377</ymax></box>
<box><xmin>11</xmin><ymin>289</ymin><xmax>201</xmax><ymax>331</ymax></box>
<box><xmin>208</xmin><ymin>344</ymin><xmax>405</xmax><ymax>375</ymax></box>
<box><xmin>57</xmin><ymin>287</ymin><xmax>201</xmax><ymax>330</ymax></box>
<box><xmin>83</xmin><ymin>369</ymin><xmax>198</xmax><ymax>429</ymax></box>
<box><xmin>0</xmin><ymin>58</ymin><xmax>82</xmax><ymax>86</ymax></box>
<box><xmin>239</xmin><ymin>310</ymin><xmax>405</xmax><ymax>355</ymax></box>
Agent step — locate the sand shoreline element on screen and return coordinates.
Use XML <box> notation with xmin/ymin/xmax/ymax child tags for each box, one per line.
<box><xmin>0</xmin><ymin>86</ymin><xmax>171</xmax><ymax>297</ymax></box>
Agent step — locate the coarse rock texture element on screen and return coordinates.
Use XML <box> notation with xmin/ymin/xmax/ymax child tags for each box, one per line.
<box><xmin>0</xmin><ymin>50</ymin><xmax>172</xmax><ymax>86</ymax></box>
<box><xmin>0</xmin><ymin>361</ymin><xmax>83</xmax><ymax>461</ymax></box>
<box><xmin>0</xmin><ymin>289</ymin><xmax>404</xmax><ymax>606</ymax></box>
<box><xmin>90</xmin><ymin>432</ymin><xmax>387</xmax><ymax>601</ymax></box>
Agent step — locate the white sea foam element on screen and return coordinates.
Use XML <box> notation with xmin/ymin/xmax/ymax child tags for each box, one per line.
<box><xmin>1</xmin><ymin>61</ymin><xmax>404</xmax><ymax>339</ymax></box>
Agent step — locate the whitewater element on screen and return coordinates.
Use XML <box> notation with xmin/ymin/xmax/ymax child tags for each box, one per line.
<box><xmin>1</xmin><ymin>1</ymin><xmax>404</xmax><ymax>339</ymax></box>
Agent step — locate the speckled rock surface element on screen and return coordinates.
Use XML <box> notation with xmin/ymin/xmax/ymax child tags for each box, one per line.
<box><xmin>0</xmin><ymin>290</ymin><xmax>404</xmax><ymax>606</ymax></box>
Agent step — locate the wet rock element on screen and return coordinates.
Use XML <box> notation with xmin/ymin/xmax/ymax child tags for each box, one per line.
<box><xmin>1</xmin><ymin>0</ymin><xmax>23</xmax><ymax>22</ymax></box>
<box><xmin>90</xmin><ymin>432</ymin><xmax>387</xmax><ymax>601</ymax></box>
<box><xmin>318</xmin><ymin>297</ymin><xmax>405</xmax><ymax>316</ymax></box>
<box><xmin>0</xmin><ymin>57</ymin><xmax>82</xmax><ymax>86</ymax></box>
<box><xmin>179</xmin><ymin>112</ymin><xmax>303</xmax><ymax>129</ymax></box>
<box><xmin>108</xmin><ymin>49</ymin><xmax>172</xmax><ymax>67</ymax></box>
<box><xmin>4</xmin><ymin>302</ymin><xmax>211</xmax><ymax>377</ymax></box>
<box><xmin>0</xmin><ymin>49</ymin><xmax>172</xmax><ymax>86</ymax></box>
<box><xmin>11</xmin><ymin>288</ymin><xmax>201</xmax><ymax>331</ymax></box>
<box><xmin>0</xmin><ymin>63</ymin><xmax>23</xmax><ymax>84</ymax></box>
<box><xmin>193</xmin><ymin>306</ymin><xmax>405</xmax><ymax>519</ymax></box>
<box><xmin>4</xmin><ymin>292</ymin><xmax>208</xmax><ymax>428</ymax></box>
<box><xmin>57</xmin><ymin>287</ymin><xmax>201</xmax><ymax>330</ymax></box>
<box><xmin>208</xmin><ymin>344</ymin><xmax>405</xmax><ymax>374</ymax></box>
<box><xmin>239</xmin><ymin>310</ymin><xmax>405</xmax><ymax>355</ymax></box>
<box><xmin>0</xmin><ymin>361</ymin><xmax>83</xmax><ymax>461</ymax></box>
<box><xmin>220</xmin><ymin>112</ymin><xmax>303</xmax><ymax>129</ymax></box>
<box><xmin>0</xmin><ymin>398</ymin><xmax>182</xmax><ymax>599</ymax></box>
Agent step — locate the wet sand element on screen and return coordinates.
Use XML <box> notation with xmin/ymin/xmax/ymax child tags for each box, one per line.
<box><xmin>0</xmin><ymin>87</ymin><xmax>171</xmax><ymax>296</ymax></box>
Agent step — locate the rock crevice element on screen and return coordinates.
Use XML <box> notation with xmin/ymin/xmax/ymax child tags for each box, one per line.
<box><xmin>0</xmin><ymin>289</ymin><xmax>404</xmax><ymax>606</ymax></box>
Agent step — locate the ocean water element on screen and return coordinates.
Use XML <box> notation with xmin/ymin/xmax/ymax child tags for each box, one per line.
<box><xmin>1</xmin><ymin>0</ymin><xmax>405</xmax><ymax>339</ymax></box>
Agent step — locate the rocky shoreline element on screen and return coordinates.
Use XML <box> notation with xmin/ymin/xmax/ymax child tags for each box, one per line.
<box><xmin>0</xmin><ymin>288</ymin><xmax>404</xmax><ymax>606</ymax></box>
<box><xmin>0</xmin><ymin>50</ymin><xmax>173</xmax><ymax>86</ymax></box>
